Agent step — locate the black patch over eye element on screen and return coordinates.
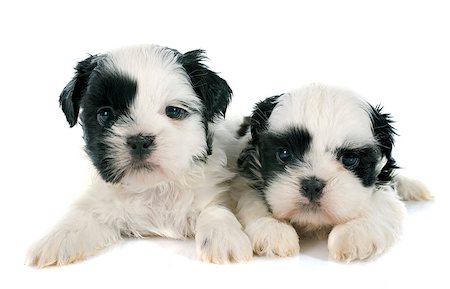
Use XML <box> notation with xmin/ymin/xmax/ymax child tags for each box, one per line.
<box><xmin>165</xmin><ymin>106</ymin><xmax>188</xmax><ymax>120</ymax></box>
<box><xmin>336</xmin><ymin>146</ymin><xmax>381</xmax><ymax>187</ymax></box>
<box><xmin>276</xmin><ymin>147</ymin><xmax>292</xmax><ymax>163</ymax></box>
<box><xmin>97</xmin><ymin>106</ymin><xmax>115</xmax><ymax>126</ymax></box>
<box><xmin>259</xmin><ymin>127</ymin><xmax>312</xmax><ymax>183</ymax></box>
<box><xmin>340</xmin><ymin>152</ymin><xmax>360</xmax><ymax>169</ymax></box>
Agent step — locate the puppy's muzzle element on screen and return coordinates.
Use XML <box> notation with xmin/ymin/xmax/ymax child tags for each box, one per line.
<box><xmin>127</xmin><ymin>134</ymin><xmax>155</xmax><ymax>158</ymax></box>
<box><xmin>300</xmin><ymin>177</ymin><xmax>325</xmax><ymax>202</ymax></box>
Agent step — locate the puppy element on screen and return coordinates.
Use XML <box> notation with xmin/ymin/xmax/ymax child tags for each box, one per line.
<box><xmin>232</xmin><ymin>83</ymin><xmax>431</xmax><ymax>261</ymax></box>
<box><xmin>27</xmin><ymin>45</ymin><xmax>252</xmax><ymax>267</ymax></box>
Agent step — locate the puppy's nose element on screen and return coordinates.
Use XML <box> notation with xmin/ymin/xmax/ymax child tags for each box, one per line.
<box><xmin>301</xmin><ymin>177</ymin><xmax>325</xmax><ymax>202</ymax></box>
<box><xmin>126</xmin><ymin>135</ymin><xmax>154</xmax><ymax>157</ymax></box>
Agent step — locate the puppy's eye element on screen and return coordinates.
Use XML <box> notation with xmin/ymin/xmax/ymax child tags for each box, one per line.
<box><xmin>340</xmin><ymin>152</ymin><xmax>360</xmax><ymax>169</ymax></box>
<box><xmin>97</xmin><ymin>106</ymin><xmax>115</xmax><ymax>126</ymax></box>
<box><xmin>165</xmin><ymin>106</ymin><xmax>188</xmax><ymax>120</ymax></box>
<box><xmin>276</xmin><ymin>147</ymin><xmax>292</xmax><ymax>163</ymax></box>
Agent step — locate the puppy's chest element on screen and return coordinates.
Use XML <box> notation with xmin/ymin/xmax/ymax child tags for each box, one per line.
<box><xmin>129</xmin><ymin>187</ymin><xmax>198</xmax><ymax>239</ymax></box>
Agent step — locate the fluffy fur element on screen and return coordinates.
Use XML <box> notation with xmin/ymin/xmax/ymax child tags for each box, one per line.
<box><xmin>231</xmin><ymin>84</ymin><xmax>432</xmax><ymax>261</ymax></box>
<box><xmin>27</xmin><ymin>45</ymin><xmax>252</xmax><ymax>267</ymax></box>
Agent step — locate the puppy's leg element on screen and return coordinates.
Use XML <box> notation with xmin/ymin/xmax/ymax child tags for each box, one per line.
<box><xmin>394</xmin><ymin>175</ymin><xmax>433</xmax><ymax>201</ymax></box>
<box><xmin>328</xmin><ymin>187</ymin><xmax>406</xmax><ymax>262</ymax></box>
<box><xmin>27</xmin><ymin>186</ymin><xmax>123</xmax><ymax>267</ymax></box>
<box><xmin>233</xmin><ymin>184</ymin><xmax>300</xmax><ymax>257</ymax></box>
<box><xmin>196</xmin><ymin>205</ymin><xmax>253</xmax><ymax>263</ymax></box>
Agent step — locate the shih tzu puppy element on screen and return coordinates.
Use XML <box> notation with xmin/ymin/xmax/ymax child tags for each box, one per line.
<box><xmin>27</xmin><ymin>45</ymin><xmax>253</xmax><ymax>267</ymax></box>
<box><xmin>232</xmin><ymin>83</ymin><xmax>431</xmax><ymax>261</ymax></box>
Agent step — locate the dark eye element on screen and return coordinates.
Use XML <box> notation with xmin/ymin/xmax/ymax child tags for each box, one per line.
<box><xmin>276</xmin><ymin>147</ymin><xmax>292</xmax><ymax>163</ymax></box>
<box><xmin>165</xmin><ymin>106</ymin><xmax>188</xmax><ymax>120</ymax></box>
<box><xmin>97</xmin><ymin>106</ymin><xmax>115</xmax><ymax>126</ymax></box>
<box><xmin>340</xmin><ymin>152</ymin><xmax>360</xmax><ymax>169</ymax></box>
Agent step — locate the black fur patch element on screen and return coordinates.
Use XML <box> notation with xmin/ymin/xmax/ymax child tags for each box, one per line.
<box><xmin>178</xmin><ymin>49</ymin><xmax>233</xmax><ymax>155</ymax></box>
<box><xmin>238</xmin><ymin>95</ymin><xmax>283</xmax><ymax>191</ymax></box>
<box><xmin>236</xmin><ymin>116</ymin><xmax>251</xmax><ymax>138</ymax></box>
<box><xmin>59</xmin><ymin>54</ymin><xmax>138</xmax><ymax>183</ymax></box>
<box><xmin>60</xmin><ymin>54</ymin><xmax>101</xmax><ymax>127</ymax></box>
<box><xmin>81</xmin><ymin>71</ymin><xmax>138</xmax><ymax>183</ymax></box>
<box><xmin>259</xmin><ymin>127</ymin><xmax>312</xmax><ymax>183</ymax></box>
<box><xmin>250</xmin><ymin>95</ymin><xmax>281</xmax><ymax>142</ymax></box>
<box><xmin>178</xmin><ymin>50</ymin><xmax>232</xmax><ymax>122</ymax></box>
<box><xmin>238</xmin><ymin>125</ymin><xmax>312</xmax><ymax>210</ymax></box>
<box><xmin>201</xmin><ymin>118</ymin><xmax>213</xmax><ymax>156</ymax></box>
<box><xmin>237</xmin><ymin>142</ymin><xmax>263</xmax><ymax>190</ymax></box>
<box><xmin>368</xmin><ymin>104</ymin><xmax>398</xmax><ymax>185</ymax></box>
<box><xmin>336</xmin><ymin>145</ymin><xmax>382</xmax><ymax>187</ymax></box>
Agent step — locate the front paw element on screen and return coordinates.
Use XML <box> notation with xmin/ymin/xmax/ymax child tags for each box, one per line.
<box><xmin>28</xmin><ymin>222</ymin><xmax>119</xmax><ymax>268</ymax></box>
<box><xmin>196</xmin><ymin>225</ymin><xmax>253</xmax><ymax>264</ymax></box>
<box><xmin>328</xmin><ymin>223</ymin><xmax>390</xmax><ymax>262</ymax></box>
<box><xmin>27</xmin><ymin>231</ymin><xmax>90</xmax><ymax>268</ymax></box>
<box><xmin>245</xmin><ymin>217</ymin><xmax>300</xmax><ymax>257</ymax></box>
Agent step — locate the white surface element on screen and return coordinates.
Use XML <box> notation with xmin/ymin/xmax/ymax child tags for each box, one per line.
<box><xmin>1</xmin><ymin>0</ymin><xmax>448</xmax><ymax>288</ymax></box>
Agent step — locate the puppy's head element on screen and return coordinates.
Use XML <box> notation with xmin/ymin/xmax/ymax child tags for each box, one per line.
<box><xmin>239</xmin><ymin>84</ymin><xmax>397</xmax><ymax>227</ymax></box>
<box><xmin>60</xmin><ymin>45</ymin><xmax>232</xmax><ymax>187</ymax></box>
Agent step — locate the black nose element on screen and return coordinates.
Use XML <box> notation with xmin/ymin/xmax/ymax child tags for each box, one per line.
<box><xmin>126</xmin><ymin>135</ymin><xmax>154</xmax><ymax>157</ymax></box>
<box><xmin>301</xmin><ymin>177</ymin><xmax>326</xmax><ymax>202</ymax></box>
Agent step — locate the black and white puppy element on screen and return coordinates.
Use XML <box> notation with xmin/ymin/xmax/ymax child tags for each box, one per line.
<box><xmin>27</xmin><ymin>45</ymin><xmax>252</xmax><ymax>267</ymax></box>
<box><xmin>232</xmin><ymin>83</ymin><xmax>431</xmax><ymax>261</ymax></box>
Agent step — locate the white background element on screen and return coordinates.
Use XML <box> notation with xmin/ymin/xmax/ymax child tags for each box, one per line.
<box><xmin>1</xmin><ymin>0</ymin><xmax>448</xmax><ymax>288</ymax></box>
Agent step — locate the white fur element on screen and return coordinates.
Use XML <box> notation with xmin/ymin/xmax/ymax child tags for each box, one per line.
<box><xmin>27</xmin><ymin>45</ymin><xmax>252</xmax><ymax>267</ymax></box>
<box><xmin>327</xmin><ymin>186</ymin><xmax>405</xmax><ymax>261</ymax></box>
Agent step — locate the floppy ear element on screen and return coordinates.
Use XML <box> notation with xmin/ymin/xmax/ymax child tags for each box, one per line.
<box><xmin>250</xmin><ymin>94</ymin><xmax>281</xmax><ymax>143</ymax></box>
<box><xmin>237</xmin><ymin>142</ymin><xmax>264</xmax><ymax>191</ymax></box>
<box><xmin>179</xmin><ymin>50</ymin><xmax>232</xmax><ymax>122</ymax></box>
<box><xmin>236</xmin><ymin>94</ymin><xmax>282</xmax><ymax>191</ymax></box>
<box><xmin>59</xmin><ymin>55</ymin><xmax>99</xmax><ymax>127</ymax></box>
<box><xmin>369</xmin><ymin>104</ymin><xmax>399</xmax><ymax>183</ymax></box>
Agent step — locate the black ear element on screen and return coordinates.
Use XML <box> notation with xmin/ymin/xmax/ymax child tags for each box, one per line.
<box><xmin>250</xmin><ymin>95</ymin><xmax>282</xmax><ymax>143</ymax></box>
<box><xmin>369</xmin><ymin>104</ymin><xmax>399</xmax><ymax>183</ymax></box>
<box><xmin>179</xmin><ymin>50</ymin><xmax>232</xmax><ymax>122</ymax></box>
<box><xmin>236</xmin><ymin>94</ymin><xmax>282</xmax><ymax>191</ymax></box>
<box><xmin>59</xmin><ymin>55</ymin><xmax>99</xmax><ymax>127</ymax></box>
<box><xmin>237</xmin><ymin>142</ymin><xmax>264</xmax><ymax>191</ymax></box>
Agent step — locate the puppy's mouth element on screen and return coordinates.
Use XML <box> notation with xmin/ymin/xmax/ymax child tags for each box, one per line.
<box><xmin>274</xmin><ymin>200</ymin><xmax>322</xmax><ymax>220</ymax></box>
<box><xmin>129</xmin><ymin>159</ymin><xmax>155</xmax><ymax>172</ymax></box>
<box><xmin>297</xmin><ymin>201</ymin><xmax>322</xmax><ymax>214</ymax></box>
<box><xmin>299</xmin><ymin>202</ymin><xmax>321</xmax><ymax>212</ymax></box>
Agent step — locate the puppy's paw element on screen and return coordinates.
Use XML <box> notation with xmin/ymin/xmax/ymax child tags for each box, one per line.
<box><xmin>328</xmin><ymin>223</ymin><xmax>388</xmax><ymax>262</ymax></box>
<box><xmin>395</xmin><ymin>175</ymin><xmax>433</xmax><ymax>201</ymax></box>
<box><xmin>196</xmin><ymin>222</ymin><xmax>253</xmax><ymax>264</ymax></box>
<box><xmin>27</xmin><ymin>232</ymin><xmax>90</xmax><ymax>268</ymax></box>
<box><xmin>196</xmin><ymin>226</ymin><xmax>253</xmax><ymax>264</ymax></box>
<box><xmin>245</xmin><ymin>217</ymin><xmax>300</xmax><ymax>257</ymax></box>
<box><xmin>27</xmin><ymin>217</ymin><xmax>119</xmax><ymax>268</ymax></box>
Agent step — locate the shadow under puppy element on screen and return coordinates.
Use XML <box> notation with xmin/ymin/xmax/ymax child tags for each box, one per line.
<box><xmin>232</xmin><ymin>83</ymin><xmax>432</xmax><ymax>261</ymax></box>
<box><xmin>27</xmin><ymin>45</ymin><xmax>252</xmax><ymax>267</ymax></box>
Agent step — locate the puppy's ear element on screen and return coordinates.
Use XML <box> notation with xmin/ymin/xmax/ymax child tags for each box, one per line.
<box><xmin>237</xmin><ymin>95</ymin><xmax>282</xmax><ymax>191</ymax></box>
<box><xmin>250</xmin><ymin>95</ymin><xmax>282</xmax><ymax>143</ymax></box>
<box><xmin>59</xmin><ymin>55</ymin><xmax>99</xmax><ymax>127</ymax></box>
<box><xmin>369</xmin><ymin>104</ymin><xmax>399</xmax><ymax>183</ymax></box>
<box><xmin>237</xmin><ymin>142</ymin><xmax>264</xmax><ymax>191</ymax></box>
<box><xmin>179</xmin><ymin>50</ymin><xmax>232</xmax><ymax>122</ymax></box>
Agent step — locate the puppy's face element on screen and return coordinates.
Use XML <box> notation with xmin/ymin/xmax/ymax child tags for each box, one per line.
<box><xmin>239</xmin><ymin>84</ymin><xmax>396</xmax><ymax>227</ymax></box>
<box><xmin>60</xmin><ymin>46</ymin><xmax>231</xmax><ymax>187</ymax></box>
